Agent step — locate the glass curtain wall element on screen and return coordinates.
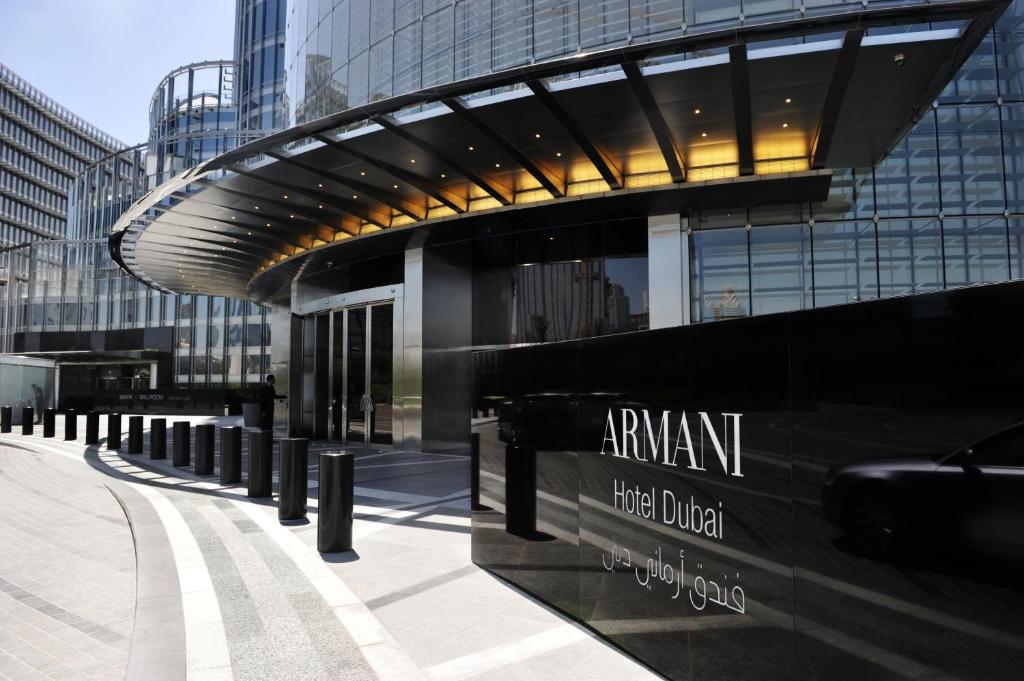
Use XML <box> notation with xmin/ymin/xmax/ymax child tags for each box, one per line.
<box><xmin>235</xmin><ymin>0</ymin><xmax>288</xmax><ymax>132</ymax></box>
<box><xmin>284</xmin><ymin>0</ymin><xmax>949</xmax><ymax>126</ymax></box>
<box><xmin>689</xmin><ymin>5</ymin><xmax>1024</xmax><ymax>323</ymax></box>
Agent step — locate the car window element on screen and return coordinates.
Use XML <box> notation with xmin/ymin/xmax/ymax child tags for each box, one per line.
<box><xmin>972</xmin><ymin>424</ymin><xmax>1024</xmax><ymax>468</ymax></box>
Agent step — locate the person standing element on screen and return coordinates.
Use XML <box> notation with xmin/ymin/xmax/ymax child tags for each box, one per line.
<box><xmin>258</xmin><ymin>374</ymin><xmax>278</xmax><ymax>431</ymax></box>
<box><xmin>31</xmin><ymin>384</ymin><xmax>44</xmax><ymax>423</ymax></box>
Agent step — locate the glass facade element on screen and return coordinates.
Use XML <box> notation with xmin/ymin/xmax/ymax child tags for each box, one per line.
<box><xmin>471</xmin><ymin>219</ymin><xmax>650</xmax><ymax>345</ymax></box>
<box><xmin>235</xmin><ymin>0</ymin><xmax>289</xmax><ymax>131</ymax></box>
<box><xmin>1</xmin><ymin>57</ymin><xmax>274</xmax><ymax>395</ymax></box>
<box><xmin>0</xmin><ymin>62</ymin><xmax>124</xmax><ymax>245</ymax></box>
<box><xmin>284</xmin><ymin>0</ymin><xmax>947</xmax><ymax>125</ymax></box>
<box><xmin>147</xmin><ymin>61</ymin><xmax>264</xmax><ymax>186</ymax></box>
<box><xmin>687</xmin><ymin>3</ymin><xmax>1024</xmax><ymax>323</ymax></box>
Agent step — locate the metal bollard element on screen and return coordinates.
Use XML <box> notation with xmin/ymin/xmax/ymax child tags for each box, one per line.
<box><xmin>64</xmin><ymin>409</ymin><xmax>77</xmax><ymax>441</ymax></box>
<box><xmin>247</xmin><ymin>429</ymin><xmax>273</xmax><ymax>498</ymax></box>
<box><xmin>150</xmin><ymin>419</ymin><xmax>166</xmax><ymax>459</ymax></box>
<box><xmin>279</xmin><ymin>438</ymin><xmax>308</xmax><ymax>522</ymax></box>
<box><xmin>127</xmin><ymin>416</ymin><xmax>144</xmax><ymax>454</ymax></box>
<box><xmin>0</xmin><ymin>406</ymin><xmax>10</xmax><ymax>433</ymax></box>
<box><xmin>107</xmin><ymin>413</ymin><xmax>121</xmax><ymax>450</ymax></box>
<box><xmin>21</xmin><ymin>407</ymin><xmax>34</xmax><ymax>436</ymax></box>
<box><xmin>85</xmin><ymin>411</ymin><xmax>99</xmax><ymax>445</ymax></box>
<box><xmin>172</xmin><ymin>422</ymin><xmax>191</xmax><ymax>467</ymax></box>
<box><xmin>471</xmin><ymin>432</ymin><xmax>481</xmax><ymax>511</ymax></box>
<box><xmin>220</xmin><ymin>426</ymin><xmax>241</xmax><ymax>484</ymax></box>
<box><xmin>42</xmin><ymin>408</ymin><xmax>56</xmax><ymax>438</ymax></box>
<box><xmin>504</xmin><ymin>443</ymin><xmax>537</xmax><ymax>536</ymax></box>
<box><xmin>318</xmin><ymin>451</ymin><xmax>354</xmax><ymax>553</ymax></box>
<box><xmin>195</xmin><ymin>424</ymin><xmax>215</xmax><ymax>476</ymax></box>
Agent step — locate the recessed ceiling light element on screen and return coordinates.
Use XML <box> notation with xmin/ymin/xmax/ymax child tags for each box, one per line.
<box><xmin>352</xmin><ymin>195</ymin><xmax>358</xmax><ymax>199</ymax></box>
<box><xmin>468</xmin><ymin>146</ymin><xmax>474</xmax><ymax>151</ymax></box>
<box><xmin>393</xmin><ymin>184</ymin><xmax>398</xmax><ymax>189</ymax></box>
<box><xmin>265</xmin><ymin>223</ymin><xmax>271</xmax><ymax>227</ymax></box>
<box><xmin>231</xmin><ymin>216</ymin><xmax>236</xmax><ymax>220</ymax></box>
<box><xmin>694</xmin><ymin>108</ymin><xmax>701</xmax><ymax>115</ymax></box>
<box><xmin>494</xmin><ymin>163</ymin><xmax>501</xmax><ymax>168</ymax></box>
<box><xmin>556</xmin><ymin>152</ymin><xmax>562</xmax><ymax>157</ymax></box>
<box><xmin>318</xmin><ymin>183</ymin><xmax>323</xmax><ymax>188</ymax></box>
<box><xmin>785</xmin><ymin>97</ymin><xmax>792</xmax><ymax>104</ymax></box>
<box><xmin>289</xmin><ymin>214</ymin><xmax>294</xmax><ymax>218</ymax></box>
<box><xmin>254</xmin><ymin>205</ymin><xmax>259</xmax><ymax>210</ymax></box>
<box><xmin>410</xmin><ymin>159</ymin><xmax>416</xmax><ymax>163</ymax></box>
<box><xmin>318</xmin><ymin>204</ymin><xmax>323</xmax><ymax>209</ymax></box>
<box><xmin>283</xmin><ymin>194</ymin><xmax>288</xmax><ymax>199</ymax></box>
<box><xmin>360</xmin><ymin>171</ymin><xmax>366</xmax><ymax>176</ymax></box>
<box><xmin>782</xmin><ymin>122</ymin><xmax>789</xmax><ymax>128</ymax></box>
<box><xmin>701</xmin><ymin>131</ymin><xmax>709</xmax><ymax>137</ymax></box>
<box><xmin>441</xmin><ymin>173</ymin><xmax>446</xmax><ymax>178</ymax></box>
<box><xmin>534</xmin><ymin>133</ymin><xmax>541</xmax><ymax>139</ymax></box>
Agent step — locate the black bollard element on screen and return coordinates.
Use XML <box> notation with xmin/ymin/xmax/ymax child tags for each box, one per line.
<box><xmin>64</xmin><ymin>409</ymin><xmax>77</xmax><ymax>441</ymax></box>
<box><xmin>150</xmin><ymin>419</ymin><xmax>166</xmax><ymax>459</ymax></box>
<box><xmin>21</xmin><ymin>407</ymin><xmax>33</xmax><ymax>435</ymax></box>
<box><xmin>279</xmin><ymin>438</ymin><xmax>308</xmax><ymax>522</ymax></box>
<box><xmin>127</xmin><ymin>416</ymin><xmax>144</xmax><ymax>454</ymax></box>
<box><xmin>172</xmin><ymin>422</ymin><xmax>191</xmax><ymax>467</ymax></box>
<box><xmin>0</xmin><ymin>406</ymin><xmax>10</xmax><ymax>433</ymax></box>
<box><xmin>220</xmin><ymin>426</ymin><xmax>241</xmax><ymax>484</ymax></box>
<box><xmin>85</xmin><ymin>411</ymin><xmax>99</xmax><ymax>445</ymax></box>
<box><xmin>42</xmin><ymin>408</ymin><xmax>56</xmax><ymax>438</ymax></box>
<box><xmin>504</xmin><ymin>443</ymin><xmax>537</xmax><ymax>536</ymax></box>
<box><xmin>318</xmin><ymin>451</ymin><xmax>354</xmax><ymax>553</ymax></box>
<box><xmin>247</xmin><ymin>429</ymin><xmax>273</xmax><ymax>498</ymax></box>
<box><xmin>471</xmin><ymin>432</ymin><xmax>481</xmax><ymax>511</ymax></box>
<box><xmin>195</xmin><ymin>424</ymin><xmax>215</xmax><ymax>476</ymax></box>
<box><xmin>107</xmin><ymin>413</ymin><xmax>121</xmax><ymax>450</ymax></box>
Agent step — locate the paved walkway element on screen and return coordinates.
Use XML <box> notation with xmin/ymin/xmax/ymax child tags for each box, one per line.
<box><xmin>0</xmin><ymin>443</ymin><xmax>134</xmax><ymax>681</ymax></box>
<box><xmin>0</xmin><ymin>415</ymin><xmax>659</xmax><ymax>681</ymax></box>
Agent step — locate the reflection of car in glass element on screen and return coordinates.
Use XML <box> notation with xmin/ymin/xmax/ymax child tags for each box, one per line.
<box><xmin>822</xmin><ymin>423</ymin><xmax>1024</xmax><ymax>558</ymax></box>
<box><xmin>497</xmin><ymin>394</ymin><xmax>644</xmax><ymax>450</ymax></box>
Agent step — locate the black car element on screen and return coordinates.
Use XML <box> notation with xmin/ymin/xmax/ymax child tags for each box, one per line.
<box><xmin>822</xmin><ymin>422</ymin><xmax>1024</xmax><ymax>558</ymax></box>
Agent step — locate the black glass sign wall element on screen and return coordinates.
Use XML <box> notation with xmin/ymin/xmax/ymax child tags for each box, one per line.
<box><xmin>471</xmin><ymin>280</ymin><xmax>1024</xmax><ymax>681</ymax></box>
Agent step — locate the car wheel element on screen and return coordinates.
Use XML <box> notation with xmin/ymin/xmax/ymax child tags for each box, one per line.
<box><xmin>849</xmin><ymin>490</ymin><xmax>901</xmax><ymax>557</ymax></box>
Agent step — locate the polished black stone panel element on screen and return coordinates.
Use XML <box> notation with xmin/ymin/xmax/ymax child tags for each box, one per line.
<box><xmin>279</xmin><ymin>438</ymin><xmax>308</xmax><ymax>522</ymax></box>
<box><xmin>107</xmin><ymin>413</ymin><xmax>121</xmax><ymax>450</ymax></box>
<box><xmin>195</xmin><ymin>425</ymin><xmax>214</xmax><ymax>476</ymax></box>
<box><xmin>63</xmin><ymin>409</ymin><xmax>76</xmax><ymax>441</ymax></box>
<box><xmin>127</xmin><ymin>416</ymin><xmax>144</xmax><ymax>454</ymax></box>
<box><xmin>220</xmin><ymin>426</ymin><xmax>241</xmax><ymax>484</ymax></box>
<box><xmin>42</xmin><ymin>409</ymin><xmax>55</xmax><ymax>438</ymax></box>
<box><xmin>318</xmin><ymin>451</ymin><xmax>354</xmax><ymax>553</ymax></box>
<box><xmin>472</xmin><ymin>279</ymin><xmax>1024</xmax><ymax>681</ymax></box>
<box><xmin>150</xmin><ymin>418</ymin><xmax>166</xmax><ymax>459</ymax></box>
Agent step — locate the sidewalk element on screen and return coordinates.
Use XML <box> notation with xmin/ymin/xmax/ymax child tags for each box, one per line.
<box><xmin>0</xmin><ymin>415</ymin><xmax>659</xmax><ymax>681</ymax></box>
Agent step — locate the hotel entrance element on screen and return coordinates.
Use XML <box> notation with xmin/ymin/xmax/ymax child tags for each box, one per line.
<box><xmin>330</xmin><ymin>302</ymin><xmax>394</xmax><ymax>446</ymax></box>
<box><xmin>294</xmin><ymin>283</ymin><xmax>406</xmax><ymax>448</ymax></box>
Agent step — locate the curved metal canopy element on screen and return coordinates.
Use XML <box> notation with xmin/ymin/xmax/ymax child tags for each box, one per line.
<box><xmin>111</xmin><ymin>0</ymin><xmax>1007</xmax><ymax>302</ymax></box>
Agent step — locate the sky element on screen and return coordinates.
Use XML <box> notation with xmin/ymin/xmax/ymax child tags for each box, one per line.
<box><xmin>0</xmin><ymin>0</ymin><xmax>237</xmax><ymax>145</ymax></box>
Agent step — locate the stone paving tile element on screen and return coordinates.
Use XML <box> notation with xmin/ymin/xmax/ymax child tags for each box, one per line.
<box><xmin>3</xmin><ymin>425</ymin><xmax>661</xmax><ymax>681</ymax></box>
<box><xmin>0</xmin><ymin>445</ymin><xmax>135</xmax><ymax>681</ymax></box>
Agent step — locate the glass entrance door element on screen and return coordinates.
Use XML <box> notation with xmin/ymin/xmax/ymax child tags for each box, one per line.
<box><xmin>329</xmin><ymin>302</ymin><xmax>394</xmax><ymax>446</ymax></box>
<box><xmin>368</xmin><ymin>303</ymin><xmax>393</xmax><ymax>445</ymax></box>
